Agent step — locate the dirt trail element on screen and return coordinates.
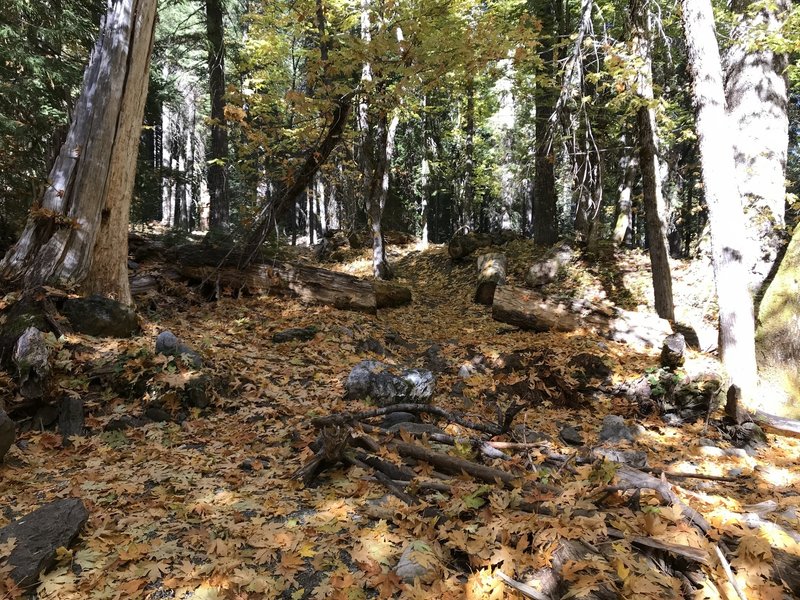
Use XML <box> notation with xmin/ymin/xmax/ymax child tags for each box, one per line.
<box><xmin>1</xmin><ymin>243</ymin><xmax>798</xmax><ymax>599</ymax></box>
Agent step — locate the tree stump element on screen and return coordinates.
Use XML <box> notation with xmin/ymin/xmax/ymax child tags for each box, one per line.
<box><xmin>660</xmin><ymin>333</ymin><xmax>686</xmax><ymax>370</ymax></box>
<box><xmin>13</xmin><ymin>327</ymin><xmax>50</xmax><ymax>400</ymax></box>
<box><xmin>474</xmin><ymin>253</ymin><xmax>506</xmax><ymax>305</ymax></box>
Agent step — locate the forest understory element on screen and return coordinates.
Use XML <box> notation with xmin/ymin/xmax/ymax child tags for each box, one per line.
<box><xmin>2</xmin><ymin>237</ymin><xmax>799</xmax><ymax>600</ymax></box>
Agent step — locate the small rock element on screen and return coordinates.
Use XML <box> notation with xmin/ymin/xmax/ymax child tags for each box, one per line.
<box><xmin>345</xmin><ymin>361</ymin><xmax>435</xmax><ymax>407</ymax></box>
<box><xmin>387</xmin><ymin>422</ymin><xmax>444</xmax><ymax>436</ymax></box>
<box><xmin>0</xmin><ymin>498</ymin><xmax>89</xmax><ymax>587</ymax></box>
<box><xmin>0</xmin><ymin>410</ymin><xmax>15</xmax><ymax>462</ymax></box>
<box><xmin>660</xmin><ymin>333</ymin><xmax>686</xmax><ymax>370</ymax></box>
<box><xmin>560</xmin><ymin>426</ymin><xmax>584</xmax><ymax>446</ymax></box>
<box><xmin>13</xmin><ymin>327</ymin><xmax>50</xmax><ymax>399</ymax></box>
<box><xmin>727</xmin><ymin>468</ymin><xmax>743</xmax><ymax>478</ymax></box>
<box><xmin>594</xmin><ymin>448</ymin><xmax>648</xmax><ymax>468</ymax></box>
<box><xmin>458</xmin><ymin>363</ymin><xmax>476</xmax><ymax>378</ymax></box>
<box><xmin>357</xmin><ymin>337</ymin><xmax>387</xmax><ymax>356</ymax></box>
<box><xmin>568</xmin><ymin>353</ymin><xmax>611</xmax><ymax>380</ymax></box>
<box><xmin>59</xmin><ymin>397</ymin><xmax>84</xmax><ymax>444</ymax></box>
<box><xmin>599</xmin><ymin>415</ymin><xmax>640</xmax><ymax>443</ymax></box>
<box><xmin>697</xmin><ymin>437</ymin><xmax>717</xmax><ymax>448</ymax></box>
<box><xmin>145</xmin><ymin>406</ymin><xmax>171</xmax><ymax>422</ymax></box>
<box><xmin>272</xmin><ymin>327</ymin><xmax>318</xmax><ymax>343</ymax></box>
<box><xmin>382</xmin><ymin>412</ymin><xmax>417</xmax><ymax>427</ymax></box>
<box><xmin>61</xmin><ymin>295</ymin><xmax>140</xmax><ymax>338</ymax></box>
<box><xmin>512</xmin><ymin>425</ymin><xmax>551</xmax><ymax>443</ymax></box>
<box><xmin>155</xmin><ymin>330</ymin><xmax>203</xmax><ymax>368</ymax></box>
<box><xmin>697</xmin><ymin>445</ymin><xmax>726</xmax><ymax>458</ymax></box>
<box><xmin>401</xmin><ymin>369</ymin><xmax>435</xmax><ymax>403</ymax></box>
<box><xmin>395</xmin><ymin>540</ymin><xmax>441</xmax><ymax>584</ymax></box>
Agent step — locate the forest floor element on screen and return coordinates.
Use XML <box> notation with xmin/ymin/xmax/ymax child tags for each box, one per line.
<box><xmin>1</xmin><ymin>238</ymin><xmax>799</xmax><ymax>600</ymax></box>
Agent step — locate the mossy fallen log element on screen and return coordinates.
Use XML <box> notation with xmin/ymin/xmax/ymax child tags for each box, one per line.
<box><xmin>178</xmin><ymin>262</ymin><xmax>411</xmax><ymax>313</ymax></box>
<box><xmin>492</xmin><ymin>285</ymin><xmax>672</xmax><ymax>350</ymax></box>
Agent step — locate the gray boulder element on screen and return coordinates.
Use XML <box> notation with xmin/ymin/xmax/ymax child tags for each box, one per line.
<box><xmin>13</xmin><ymin>327</ymin><xmax>50</xmax><ymax>399</ymax></box>
<box><xmin>525</xmin><ymin>243</ymin><xmax>575</xmax><ymax>288</ymax></box>
<box><xmin>599</xmin><ymin>415</ymin><xmax>642</xmax><ymax>443</ymax></box>
<box><xmin>559</xmin><ymin>425</ymin><xmax>584</xmax><ymax>446</ymax></box>
<box><xmin>61</xmin><ymin>295</ymin><xmax>140</xmax><ymax>338</ymax></box>
<box><xmin>0</xmin><ymin>498</ymin><xmax>89</xmax><ymax>588</ymax></box>
<box><xmin>345</xmin><ymin>361</ymin><xmax>435</xmax><ymax>407</ymax></box>
<box><xmin>156</xmin><ymin>330</ymin><xmax>203</xmax><ymax>368</ymax></box>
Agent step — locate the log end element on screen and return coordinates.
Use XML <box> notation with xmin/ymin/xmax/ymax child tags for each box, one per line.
<box><xmin>474</xmin><ymin>282</ymin><xmax>497</xmax><ymax>305</ymax></box>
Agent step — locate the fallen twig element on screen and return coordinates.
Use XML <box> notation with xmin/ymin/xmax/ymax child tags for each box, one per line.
<box><xmin>495</xmin><ymin>569</ymin><xmax>549</xmax><ymax>600</ymax></box>
<box><xmin>313</xmin><ymin>404</ymin><xmax>501</xmax><ymax>435</ymax></box>
<box><xmin>714</xmin><ymin>544</ymin><xmax>747</xmax><ymax>600</ymax></box>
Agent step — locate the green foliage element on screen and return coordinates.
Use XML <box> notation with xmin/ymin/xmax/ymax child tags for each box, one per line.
<box><xmin>0</xmin><ymin>0</ymin><xmax>102</xmax><ymax>239</ymax></box>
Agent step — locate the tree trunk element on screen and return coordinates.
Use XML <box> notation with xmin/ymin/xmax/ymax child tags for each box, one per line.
<box><xmin>366</xmin><ymin>112</ymin><xmax>399</xmax><ymax>280</ymax></box>
<box><xmin>756</xmin><ymin>223</ymin><xmax>800</xmax><ymax>417</ymax></box>
<box><xmin>531</xmin><ymin>2</ymin><xmax>558</xmax><ymax>246</ymax></box>
<box><xmin>463</xmin><ymin>75</ymin><xmax>476</xmax><ymax>229</ymax></box>
<box><xmin>0</xmin><ymin>0</ymin><xmax>157</xmax><ymax>306</ymax></box>
<box><xmin>206</xmin><ymin>0</ymin><xmax>229</xmax><ymax>230</ymax></box>
<box><xmin>681</xmin><ymin>0</ymin><xmax>758</xmax><ymax>397</ymax></box>
<box><xmin>724</xmin><ymin>0</ymin><xmax>791</xmax><ymax>296</ymax></box>
<box><xmin>613</xmin><ymin>141</ymin><xmax>636</xmax><ymax>245</ymax></box>
<box><xmin>631</xmin><ymin>0</ymin><xmax>674</xmax><ymax>321</ymax></box>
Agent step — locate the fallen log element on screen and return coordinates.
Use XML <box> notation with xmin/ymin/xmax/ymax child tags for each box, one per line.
<box><xmin>388</xmin><ymin>440</ymin><xmax>521</xmax><ymax>488</ymax></box>
<box><xmin>492</xmin><ymin>286</ymin><xmax>672</xmax><ymax>350</ymax></box>
<box><xmin>448</xmin><ymin>230</ymin><xmax>518</xmax><ymax>259</ymax></box>
<box><xmin>178</xmin><ymin>262</ymin><xmax>411</xmax><ymax>313</ymax></box>
<box><xmin>752</xmin><ymin>409</ymin><xmax>800</xmax><ymax>438</ymax></box>
<box><xmin>474</xmin><ymin>253</ymin><xmax>506</xmax><ymax>305</ymax></box>
<box><xmin>449</xmin><ymin>232</ymin><xmax>493</xmax><ymax>259</ymax></box>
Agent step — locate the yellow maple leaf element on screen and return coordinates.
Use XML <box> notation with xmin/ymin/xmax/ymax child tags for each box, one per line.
<box><xmin>737</xmin><ymin>534</ymin><xmax>773</xmax><ymax>561</ymax></box>
<box><xmin>276</xmin><ymin>551</ymin><xmax>305</xmax><ymax>582</ymax></box>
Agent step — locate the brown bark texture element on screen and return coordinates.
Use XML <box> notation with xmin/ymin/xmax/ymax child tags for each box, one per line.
<box><xmin>492</xmin><ymin>285</ymin><xmax>672</xmax><ymax>350</ymax></box>
<box><xmin>631</xmin><ymin>0</ymin><xmax>674</xmax><ymax>321</ymax></box>
<box><xmin>177</xmin><ymin>261</ymin><xmax>411</xmax><ymax>314</ymax></box>
<box><xmin>206</xmin><ymin>0</ymin><xmax>228</xmax><ymax>230</ymax></box>
<box><xmin>531</xmin><ymin>1</ymin><xmax>558</xmax><ymax>246</ymax></box>
<box><xmin>0</xmin><ymin>0</ymin><xmax>157</xmax><ymax>305</ymax></box>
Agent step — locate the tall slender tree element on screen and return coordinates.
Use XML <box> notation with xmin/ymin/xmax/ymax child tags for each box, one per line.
<box><xmin>0</xmin><ymin>0</ymin><xmax>157</xmax><ymax>305</ymax></box>
<box><xmin>531</xmin><ymin>0</ymin><xmax>559</xmax><ymax>246</ymax></box>
<box><xmin>630</xmin><ymin>0</ymin><xmax>674</xmax><ymax>321</ymax></box>
<box><xmin>206</xmin><ymin>0</ymin><xmax>229</xmax><ymax>230</ymax></box>
<box><xmin>681</xmin><ymin>0</ymin><xmax>758</xmax><ymax>398</ymax></box>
